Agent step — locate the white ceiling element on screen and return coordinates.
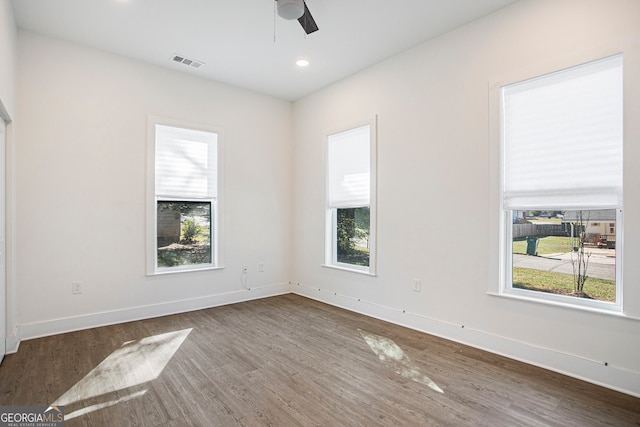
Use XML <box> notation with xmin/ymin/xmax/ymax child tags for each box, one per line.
<box><xmin>11</xmin><ymin>0</ymin><xmax>519</xmax><ymax>101</ymax></box>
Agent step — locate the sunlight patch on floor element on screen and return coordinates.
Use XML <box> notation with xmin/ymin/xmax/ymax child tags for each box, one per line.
<box><xmin>359</xmin><ymin>329</ymin><xmax>444</xmax><ymax>393</ymax></box>
<box><xmin>52</xmin><ymin>328</ymin><xmax>192</xmax><ymax>416</ymax></box>
<box><xmin>63</xmin><ymin>389</ymin><xmax>148</xmax><ymax>421</ymax></box>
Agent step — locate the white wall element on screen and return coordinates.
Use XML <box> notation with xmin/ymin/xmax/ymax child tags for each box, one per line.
<box><xmin>292</xmin><ymin>0</ymin><xmax>640</xmax><ymax>396</ymax></box>
<box><xmin>0</xmin><ymin>0</ymin><xmax>17</xmax><ymax>353</ymax></box>
<box><xmin>0</xmin><ymin>0</ymin><xmax>16</xmax><ymax>118</ymax></box>
<box><xmin>15</xmin><ymin>31</ymin><xmax>293</xmax><ymax>340</ymax></box>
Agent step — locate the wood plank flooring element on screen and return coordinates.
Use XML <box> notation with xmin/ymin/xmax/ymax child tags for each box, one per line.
<box><xmin>1</xmin><ymin>294</ymin><xmax>639</xmax><ymax>426</ymax></box>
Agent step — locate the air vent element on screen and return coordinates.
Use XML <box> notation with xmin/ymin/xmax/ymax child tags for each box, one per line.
<box><xmin>171</xmin><ymin>54</ymin><xmax>204</xmax><ymax>69</ymax></box>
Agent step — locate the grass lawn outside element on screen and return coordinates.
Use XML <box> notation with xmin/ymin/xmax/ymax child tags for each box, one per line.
<box><xmin>512</xmin><ymin>267</ymin><xmax>615</xmax><ymax>302</ymax></box>
<box><xmin>513</xmin><ymin>236</ymin><xmax>574</xmax><ymax>255</ymax></box>
<box><xmin>157</xmin><ymin>241</ymin><xmax>211</xmax><ymax>267</ymax></box>
<box><xmin>157</xmin><ymin>226</ymin><xmax>212</xmax><ymax>268</ymax></box>
<box><xmin>337</xmin><ymin>245</ymin><xmax>370</xmax><ymax>267</ymax></box>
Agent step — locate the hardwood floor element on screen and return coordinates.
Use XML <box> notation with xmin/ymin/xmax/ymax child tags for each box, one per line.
<box><xmin>1</xmin><ymin>294</ymin><xmax>639</xmax><ymax>426</ymax></box>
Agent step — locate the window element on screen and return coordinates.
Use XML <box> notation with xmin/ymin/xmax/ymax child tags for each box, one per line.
<box><xmin>147</xmin><ymin>121</ymin><xmax>222</xmax><ymax>274</ymax></box>
<box><xmin>325</xmin><ymin>119</ymin><xmax>377</xmax><ymax>274</ymax></box>
<box><xmin>501</xmin><ymin>54</ymin><xmax>623</xmax><ymax>310</ymax></box>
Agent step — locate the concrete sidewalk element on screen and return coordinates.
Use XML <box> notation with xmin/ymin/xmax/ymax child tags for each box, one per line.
<box><xmin>513</xmin><ymin>248</ymin><xmax>615</xmax><ymax>280</ymax></box>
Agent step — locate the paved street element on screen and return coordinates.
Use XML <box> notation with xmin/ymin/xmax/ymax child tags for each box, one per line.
<box><xmin>513</xmin><ymin>248</ymin><xmax>616</xmax><ymax>280</ymax></box>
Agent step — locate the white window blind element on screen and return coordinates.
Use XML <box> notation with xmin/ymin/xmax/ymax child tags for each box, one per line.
<box><xmin>327</xmin><ymin>125</ymin><xmax>371</xmax><ymax>208</ymax></box>
<box><xmin>155</xmin><ymin>125</ymin><xmax>218</xmax><ymax>199</ymax></box>
<box><xmin>502</xmin><ymin>54</ymin><xmax>623</xmax><ymax>210</ymax></box>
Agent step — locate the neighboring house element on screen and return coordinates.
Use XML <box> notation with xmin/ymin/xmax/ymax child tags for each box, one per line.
<box><xmin>512</xmin><ymin>210</ymin><xmax>526</xmax><ymax>224</ymax></box>
<box><xmin>562</xmin><ymin>209</ymin><xmax>616</xmax><ymax>248</ymax></box>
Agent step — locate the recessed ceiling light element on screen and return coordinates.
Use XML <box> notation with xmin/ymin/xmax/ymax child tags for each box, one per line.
<box><xmin>296</xmin><ymin>59</ymin><xmax>310</xmax><ymax>67</ymax></box>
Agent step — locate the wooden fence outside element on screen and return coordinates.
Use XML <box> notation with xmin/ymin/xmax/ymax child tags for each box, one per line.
<box><xmin>512</xmin><ymin>223</ymin><xmax>568</xmax><ymax>239</ymax></box>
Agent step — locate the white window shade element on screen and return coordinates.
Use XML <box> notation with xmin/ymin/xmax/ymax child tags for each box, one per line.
<box><xmin>328</xmin><ymin>125</ymin><xmax>371</xmax><ymax>208</ymax></box>
<box><xmin>155</xmin><ymin>125</ymin><xmax>217</xmax><ymax>199</ymax></box>
<box><xmin>502</xmin><ymin>54</ymin><xmax>623</xmax><ymax>210</ymax></box>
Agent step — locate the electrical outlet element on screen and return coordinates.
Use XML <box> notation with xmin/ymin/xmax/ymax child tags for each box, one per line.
<box><xmin>258</xmin><ymin>263</ymin><xmax>264</xmax><ymax>272</ymax></box>
<box><xmin>413</xmin><ymin>279</ymin><xmax>421</xmax><ymax>292</ymax></box>
<box><xmin>242</xmin><ymin>265</ymin><xmax>248</xmax><ymax>274</ymax></box>
<box><xmin>72</xmin><ymin>281</ymin><xmax>83</xmax><ymax>295</ymax></box>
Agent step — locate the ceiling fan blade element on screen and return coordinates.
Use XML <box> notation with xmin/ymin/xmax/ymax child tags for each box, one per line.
<box><xmin>298</xmin><ymin>1</ymin><xmax>319</xmax><ymax>34</ymax></box>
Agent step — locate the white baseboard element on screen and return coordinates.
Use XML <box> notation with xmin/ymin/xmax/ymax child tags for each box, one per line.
<box><xmin>5</xmin><ymin>326</ymin><xmax>20</xmax><ymax>354</ymax></box>
<box><xmin>14</xmin><ymin>282</ymin><xmax>293</xmax><ymax>348</ymax></box>
<box><xmin>9</xmin><ymin>280</ymin><xmax>639</xmax><ymax>398</ymax></box>
<box><xmin>292</xmin><ymin>283</ymin><xmax>640</xmax><ymax>398</ymax></box>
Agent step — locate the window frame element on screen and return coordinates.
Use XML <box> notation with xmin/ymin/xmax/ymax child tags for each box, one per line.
<box><xmin>146</xmin><ymin>117</ymin><xmax>224</xmax><ymax>275</ymax></box>
<box><xmin>323</xmin><ymin>116</ymin><xmax>378</xmax><ymax>275</ymax></box>
<box><xmin>489</xmin><ymin>53</ymin><xmax>625</xmax><ymax>313</ymax></box>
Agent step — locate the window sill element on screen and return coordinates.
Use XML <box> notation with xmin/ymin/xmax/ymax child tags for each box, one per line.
<box><xmin>322</xmin><ymin>264</ymin><xmax>376</xmax><ymax>277</ymax></box>
<box><xmin>148</xmin><ymin>265</ymin><xmax>224</xmax><ymax>276</ymax></box>
<box><xmin>486</xmin><ymin>290</ymin><xmax>636</xmax><ymax>319</ymax></box>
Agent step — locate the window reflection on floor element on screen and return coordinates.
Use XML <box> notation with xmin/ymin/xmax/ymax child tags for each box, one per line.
<box><xmin>359</xmin><ymin>329</ymin><xmax>443</xmax><ymax>394</ymax></box>
<box><xmin>53</xmin><ymin>328</ymin><xmax>192</xmax><ymax>420</ymax></box>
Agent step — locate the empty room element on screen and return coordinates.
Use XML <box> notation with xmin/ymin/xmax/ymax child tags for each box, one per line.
<box><xmin>0</xmin><ymin>0</ymin><xmax>639</xmax><ymax>425</ymax></box>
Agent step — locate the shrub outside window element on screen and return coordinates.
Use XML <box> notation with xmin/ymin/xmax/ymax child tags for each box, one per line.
<box><xmin>156</xmin><ymin>201</ymin><xmax>212</xmax><ymax>268</ymax></box>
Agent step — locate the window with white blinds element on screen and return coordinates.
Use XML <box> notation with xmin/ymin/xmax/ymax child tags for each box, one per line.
<box><xmin>325</xmin><ymin>119</ymin><xmax>377</xmax><ymax>274</ymax></box>
<box><xmin>155</xmin><ymin>125</ymin><xmax>217</xmax><ymax>199</ymax></box>
<box><xmin>502</xmin><ymin>54</ymin><xmax>623</xmax><ymax>210</ymax></box>
<box><xmin>500</xmin><ymin>54</ymin><xmax>623</xmax><ymax>310</ymax></box>
<box><xmin>148</xmin><ymin>121</ymin><xmax>221</xmax><ymax>274</ymax></box>
<box><xmin>327</xmin><ymin>125</ymin><xmax>371</xmax><ymax>209</ymax></box>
